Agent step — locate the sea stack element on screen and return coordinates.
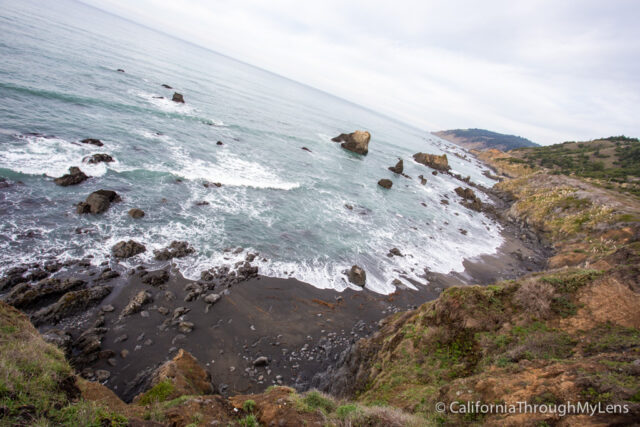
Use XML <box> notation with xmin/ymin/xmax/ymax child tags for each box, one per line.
<box><xmin>413</xmin><ymin>152</ymin><xmax>450</xmax><ymax>171</ymax></box>
<box><xmin>332</xmin><ymin>130</ymin><xmax>370</xmax><ymax>155</ymax></box>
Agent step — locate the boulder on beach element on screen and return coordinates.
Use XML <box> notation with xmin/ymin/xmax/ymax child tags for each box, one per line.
<box><xmin>332</xmin><ymin>130</ymin><xmax>370</xmax><ymax>155</ymax></box>
<box><xmin>54</xmin><ymin>167</ymin><xmax>89</xmax><ymax>186</ymax></box>
<box><xmin>154</xmin><ymin>241</ymin><xmax>195</xmax><ymax>261</ymax></box>
<box><xmin>347</xmin><ymin>265</ymin><xmax>366</xmax><ymax>287</ymax></box>
<box><xmin>388</xmin><ymin>159</ymin><xmax>403</xmax><ymax>174</ymax></box>
<box><xmin>378</xmin><ymin>179</ymin><xmax>393</xmax><ymax>189</ymax></box>
<box><xmin>121</xmin><ymin>290</ymin><xmax>153</xmax><ymax>317</ymax></box>
<box><xmin>80</xmin><ymin>138</ymin><xmax>104</xmax><ymax>147</ymax></box>
<box><xmin>134</xmin><ymin>349</ymin><xmax>214</xmax><ymax>403</ymax></box>
<box><xmin>77</xmin><ymin>190</ymin><xmax>121</xmax><ymax>214</ymax></box>
<box><xmin>413</xmin><ymin>152</ymin><xmax>450</xmax><ymax>171</ymax></box>
<box><xmin>111</xmin><ymin>240</ymin><xmax>146</xmax><ymax>258</ymax></box>
<box><xmin>83</xmin><ymin>153</ymin><xmax>114</xmax><ymax>164</ymax></box>
<box><xmin>141</xmin><ymin>270</ymin><xmax>170</xmax><ymax>286</ymax></box>
<box><xmin>128</xmin><ymin>208</ymin><xmax>145</xmax><ymax>219</ymax></box>
<box><xmin>172</xmin><ymin>92</ymin><xmax>185</xmax><ymax>103</ymax></box>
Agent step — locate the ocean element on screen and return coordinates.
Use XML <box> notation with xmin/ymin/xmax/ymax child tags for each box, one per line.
<box><xmin>0</xmin><ymin>0</ymin><xmax>502</xmax><ymax>294</ymax></box>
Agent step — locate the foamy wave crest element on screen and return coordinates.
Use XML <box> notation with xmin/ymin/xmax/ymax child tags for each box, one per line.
<box><xmin>168</xmin><ymin>139</ymin><xmax>299</xmax><ymax>190</ymax></box>
<box><xmin>0</xmin><ymin>134</ymin><xmax>111</xmax><ymax>177</ymax></box>
<box><xmin>130</xmin><ymin>89</ymin><xmax>197</xmax><ymax>115</ymax></box>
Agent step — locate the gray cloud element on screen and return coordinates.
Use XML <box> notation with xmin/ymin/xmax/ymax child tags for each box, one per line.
<box><xmin>80</xmin><ymin>0</ymin><xmax>640</xmax><ymax>144</ymax></box>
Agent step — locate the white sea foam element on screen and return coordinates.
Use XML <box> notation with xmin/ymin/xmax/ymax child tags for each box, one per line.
<box><xmin>131</xmin><ymin>89</ymin><xmax>197</xmax><ymax>115</ymax></box>
<box><xmin>163</xmin><ymin>136</ymin><xmax>300</xmax><ymax>190</ymax></box>
<box><xmin>0</xmin><ymin>134</ymin><xmax>111</xmax><ymax>177</ymax></box>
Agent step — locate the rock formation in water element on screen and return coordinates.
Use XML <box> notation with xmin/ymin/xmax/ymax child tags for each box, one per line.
<box><xmin>332</xmin><ymin>130</ymin><xmax>370</xmax><ymax>155</ymax></box>
<box><xmin>413</xmin><ymin>152</ymin><xmax>450</xmax><ymax>171</ymax></box>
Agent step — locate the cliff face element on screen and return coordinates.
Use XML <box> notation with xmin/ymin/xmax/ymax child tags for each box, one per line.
<box><xmin>315</xmin><ymin>145</ymin><xmax>640</xmax><ymax>425</ymax></box>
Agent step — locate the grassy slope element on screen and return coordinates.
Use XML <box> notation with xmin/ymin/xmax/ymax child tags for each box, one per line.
<box><xmin>509</xmin><ymin>136</ymin><xmax>640</xmax><ymax>196</ymax></box>
<box><xmin>0</xmin><ymin>302</ymin><xmax>129</xmax><ymax>426</ymax></box>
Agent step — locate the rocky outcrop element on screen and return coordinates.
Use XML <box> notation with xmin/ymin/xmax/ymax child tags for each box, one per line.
<box><xmin>111</xmin><ymin>240</ymin><xmax>146</xmax><ymax>258</ymax></box>
<box><xmin>153</xmin><ymin>241</ymin><xmax>195</xmax><ymax>261</ymax></box>
<box><xmin>332</xmin><ymin>130</ymin><xmax>370</xmax><ymax>155</ymax></box>
<box><xmin>80</xmin><ymin>138</ymin><xmax>103</xmax><ymax>147</ymax></box>
<box><xmin>377</xmin><ymin>179</ymin><xmax>392</xmax><ymax>189</ymax></box>
<box><xmin>128</xmin><ymin>208</ymin><xmax>145</xmax><ymax>219</ymax></box>
<box><xmin>120</xmin><ymin>290</ymin><xmax>152</xmax><ymax>317</ymax></box>
<box><xmin>140</xmin><ymin>270</ymin><xmax>169</xmax><ymax>286</ymax></box>
<box><xmin>77</xmin><ymin>190</ymin><xmax>121</xmax><ymax>214</ymax></box>
<box><xmin>134</xmin><ymin>349</ymin><xmax>214</xmax><ymax>403</ymax></box>
<box><xmin>454</xmin><ymin>186</ymin><xmax>483</xmax><ymax>212</ymax></box>
<box><xmin>3</xmin><ymin>277</ymin><xmax>84</xmax><ymax>309</ymax></box>
<box><xmin>172</xmin><ymin>92</ymin><xmax>185</xmax><ymax>103</ymax></box>
<box><xmin>83</xmin><ymin>154</ymin><xmax>114</xmax><ymax>164</ymax></box>
<box><xmin>388</xmin><ymin>159</ymin><xmax>403</xmax><ymax>174</ymax></box>
<box><xmin>413</xmin><ymin>152</ymin><xmax>450</xmax><ymax>171</ymax></box>
<box><xmin>54</xmin><ymin>167</ymin><xmax>89</xmax><ymax>186</ymax></box>
<box><xmin>32</xmin><ymin>285</ymin><xmax>112</xmax><ymax>325</ymax></box>
<box><xmin>347</xmin><ymin>265</ymin><xmax>366</xmax><ymax>287</ymax></box>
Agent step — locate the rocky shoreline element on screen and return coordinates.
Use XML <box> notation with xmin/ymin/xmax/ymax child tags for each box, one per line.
<box><xmin>0</xmin><ymin>173</ymin><xmax>550</xmax><ymax>404</ymax></box>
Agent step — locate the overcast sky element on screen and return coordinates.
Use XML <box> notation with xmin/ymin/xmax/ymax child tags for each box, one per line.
<box><xmin>80</xmin><ymin>0</ymin><xmax>639</xmax><ymax>145</ymax></box>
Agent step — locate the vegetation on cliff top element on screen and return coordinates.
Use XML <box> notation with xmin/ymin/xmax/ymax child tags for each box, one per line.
<box><xmin>434</xmin><ymin>128</ymin><xmax>539</xmax><ymax>151</ymax></box>
<box><xmin>507</xmin><ymin>136</ymin><xmax>640</xmax><ymax>196</ymax></box>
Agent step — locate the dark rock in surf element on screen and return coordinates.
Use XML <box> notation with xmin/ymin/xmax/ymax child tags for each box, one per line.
<box><xmin>454</xmin><ymin>187</ymin><xmax>476</xmax><ymax>200</ymax></box>
<box><xmin>161</xmin><ymin>84</ymin><xmax>173</xmax><ymax>89</ymax></box>
<box><xmin>172</xmin><ymin>92</ymin><xmax>185</xmax><ymax>103</ymax></box>
<box><xmin>378</xmin><ymin>179</ymin><xmax>392</xmax><ymax>189</ymax></box>
<box><xmin>454</xmin><ymin>186</ymin><xmax>484</xmax><ymax>212</ymax></box>
<box><xmin>83</xmin><ymin>153</ymin><xmax>114</xmax><ymax>164</ymax></box>
<box><xmin>203</xmin><ymin>181</ymin><xmax>222</xmax><ymax>188</ymax></box>
<box><xmin>111</xmin><ymin>240</ymin><xmax>146</xmax><ymax>258</ymax></box>
<box><xmin>77</xmin><ymin>190</ymin><xmax>121</xmax><ymax>214</ymax></box>
<box><xmin>81</xmin><ymin>138</ymin><xmax>104</xmax><ymax>147</ymax></box>
<box><xmin>301</xmin><ymin>147</ymin><xmax>312</xmax><ymax>152</ymax></box>
<box><xmin>116</xmin><ymin>69</ymin><xmax>125</xmax><ymax>73</ymax></box>
<box><xmin>388</xmin><ymin>248</ymin><xmax>403</xmax><ymax>257</ymax></box>
<box><xmin>54</xmin><ymin>167</ymin><xmax>89</xmax><ymax>186</ymax></box>
<box><xmin>347</xmin><ymin>265</ymin><xmax>366</xmax><ymax>287</ymax></box>
<box><xmin>216</xmin><ymin>141</ymin><xmax>224</xmax><ymax>146</ymax></box>
<box><xmin>388</xmin><ymin>159</ymin><xmax>403</xmax><ymax>174</ymax></box>
<box><xmin>154</xmin><ymin>241</ymin><xmax>195</xmax><ymax>261</ymax></box>
<box><xmin>332</xmin><ymin>130</ymin><xmax>370</xmax><ymax>155</ymax></box>
<box><xmin>128</xmin><ymin>208</ymin><xmax>145</xmax><ymax>219</ymax></box>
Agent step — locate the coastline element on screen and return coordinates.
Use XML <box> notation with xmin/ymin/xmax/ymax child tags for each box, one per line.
<box><xmin>11</xmin><ymin>176</ymin><xmax>550</xmax><ymax>402</ymax></box>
